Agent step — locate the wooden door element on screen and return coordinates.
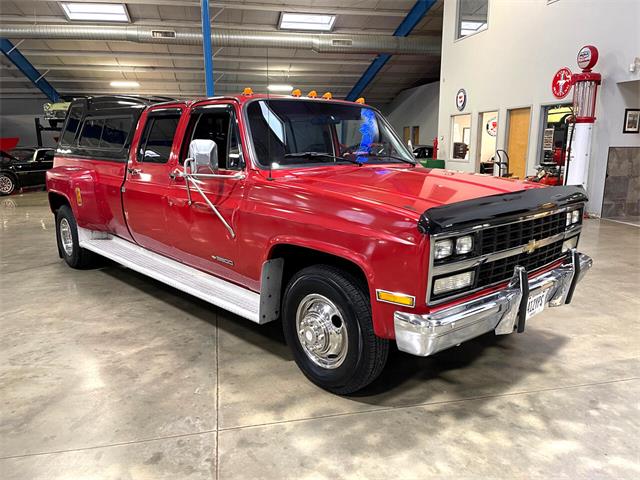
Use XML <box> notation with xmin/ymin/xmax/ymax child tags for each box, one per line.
<box><xmin>506</xmin><ymin>107</ymin><xmax>531</xmax><ymax>179</ymax></box>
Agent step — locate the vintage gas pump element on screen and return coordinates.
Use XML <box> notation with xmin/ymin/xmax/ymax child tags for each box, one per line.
<box><xmin>566</xmin><ymin>45</ymin><xmax>601</xmax><ymax>187</ymax></box>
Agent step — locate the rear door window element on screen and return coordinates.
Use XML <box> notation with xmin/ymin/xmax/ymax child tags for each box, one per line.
<box><xmin>138</xmin><ymin>114</ymin><xmax>181</xmax><ymax>164</ymax></box>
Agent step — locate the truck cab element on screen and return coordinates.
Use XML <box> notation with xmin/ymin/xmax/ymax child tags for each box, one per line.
<box><xmin>47</xmin><ymin>93</ymin><xmax>592</xmax><ymax>394</ymax></box>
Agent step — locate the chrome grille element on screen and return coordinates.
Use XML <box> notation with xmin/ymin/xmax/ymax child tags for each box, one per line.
<box><xmin>476</xmin><ymin>240</ymin><xmax>564</xmax><ymax>288</ymax></box>
<box><xmin>428</xmin><ymin>207</ymin><xmax>583</xmax><ymax>305</ymax></box>
<box><xmin>479</xmin><ymin>211</ymin><xmax>568</xmax><ymax>255</ymax></box>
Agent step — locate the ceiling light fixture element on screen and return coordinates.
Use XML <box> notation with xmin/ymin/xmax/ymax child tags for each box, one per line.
<box><xmin>110</xmin><ymin>80</ymin><xmax>140</xmax><ymax>88</ymax></box>
<box><xmin>278</xmin><ymin>12</ymin><xmax>336</xmax><ymax>32</ymax></box>
<box><xmin>268</xmin><ymin>84</ymin><xmax>294</xmax><ymax>92</ymax></box>
<box><xmin>60</xmin><ymin>2</ymin><xmax>130</xmax><ymax>23</ymax></box>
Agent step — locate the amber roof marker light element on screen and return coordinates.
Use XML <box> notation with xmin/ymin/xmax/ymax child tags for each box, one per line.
<box><xmin>307</xmin><ymin>90</ymin><xmax>318</xmax><ymax>98</ymax></box>
<box><xmin>291</xmin><ymin>89</ymin><xmax>302</xmax><ymax>97</ymax></box>
<box><xmin>356</xmin><ymin>97</ymin><xmax>366</xmax><ymax>104</ymax></box>
<box><xmin>322</xmin><ymin>92</ymin><xmax>333</xmax><ymax>99</ymax></box>
<box><xmin>242</xmin><ymin>87</ymin><xmax>254</xmax><ymax>96</ymax></box>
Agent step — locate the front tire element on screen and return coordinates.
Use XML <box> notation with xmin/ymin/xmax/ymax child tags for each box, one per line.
<box><xmin>282</xmin><ymin>265</ymin><xmax>389</xmax><ymax>395</ymax></box>
<box><xmin>55</xmin><ymin>205</ymin><xmax>96</xmax><ymax>268</ymax></box>
<box><xmin>0</xmin><ymin>173</ymin><xmax>16</xmax><ymax>196</ymax></box>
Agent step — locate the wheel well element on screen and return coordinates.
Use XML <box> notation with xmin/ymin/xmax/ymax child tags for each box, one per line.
<box><xmin>0</xmin><ymin>170</ymin><xmax>19</xmax><ymax>185</ymax></box>
<box><xmin>48</xmin><ymin>192</ymin><xmax>70</xmax><ymax>214</ymax></box>
<box><xmin>269</xmin><ymin>244</ymin><xmax>369</xmax><ymax>295</ymax></box>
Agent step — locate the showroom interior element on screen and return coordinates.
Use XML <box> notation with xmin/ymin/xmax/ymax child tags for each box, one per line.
<box><xmin>0</xmin><ymin>0</ymin><xmax>639</xmax><ymax>478</ymax></box>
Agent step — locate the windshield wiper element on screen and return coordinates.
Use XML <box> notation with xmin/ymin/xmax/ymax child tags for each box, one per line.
<box><xmin>284</xmin><ymin>152</ymin><xmax>363</xmax><ymax>166</ymax></box>
<box><xmin>355</xmin><ymin>152</ymin><xmax>416</xmax><ymax>167</ymax></box>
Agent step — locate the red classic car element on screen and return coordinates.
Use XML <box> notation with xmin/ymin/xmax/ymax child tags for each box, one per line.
<box><xmin>46</xmin><ymin>93</ymin><xmax>592</xmax><ymax>394</ymax></box>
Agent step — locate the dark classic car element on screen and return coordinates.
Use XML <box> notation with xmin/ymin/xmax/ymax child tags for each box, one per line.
<box><xmin>0</xmin><ymin>147</ymin><xmax>55</xmax><ymax>195</ymax></box>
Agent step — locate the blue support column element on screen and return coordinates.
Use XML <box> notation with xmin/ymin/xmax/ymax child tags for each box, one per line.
<box><xmin>346</xmin><ymin>0</ymin><xmax>437</xmax><ymax>101</ymax></box>
<box><xmin>200</xmin><ymin>0</ymin><xmax>215</xmax><ymax>96</ymax></box>
<box><xmin>1</xmin><ymin>38</ymin><xmax>60</xmax><ymax>102</ymax></box>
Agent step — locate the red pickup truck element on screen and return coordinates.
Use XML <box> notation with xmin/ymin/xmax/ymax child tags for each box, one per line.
<box><xmin>46</xmin><ymin>93</ymin><xmax>592</xmax><ymax>394</ymax></box>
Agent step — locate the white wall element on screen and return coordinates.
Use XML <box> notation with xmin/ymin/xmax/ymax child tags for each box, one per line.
<box><xmin>384</xmin><ymin>81</ymin><xmax>440</xmax><ymax>146</ymax></box>
<box><xmin>437</xmin><ymin>0</ymin><xmax>640</xmax><ymax>215</ymax></box>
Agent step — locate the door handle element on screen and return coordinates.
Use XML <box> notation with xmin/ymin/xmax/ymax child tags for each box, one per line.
<box><xmin>127</xmin><ymin>167</ymin><xmax>141</xmax><ymax>176</ymax></box>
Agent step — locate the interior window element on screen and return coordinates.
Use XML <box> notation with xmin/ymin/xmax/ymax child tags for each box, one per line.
<box><xmin>182</xmin><ymin>108</ymin><xmax>243</xmax><ymax>170</ymax></box>
<box><xmin>101</xmin><ymin>116</ymin><xmax>133</xmax><ymax>150</ymax></box>
<box><xmin>60</xmin><ymin>105</ymin><xmax>83</xmax><ymax>146</ymax></box>
<box><xmin>79</xmin><ymin>118</ymin><xmax>104</xmax><ymax>148</ymax></box>
<box><xmin>138</xmin><ymin>114</ymin><xmax>181</xmax><ymax>164</ymax></box>
<box><xmin>456</xmin><ymin>0</ymin><xmax>489</xmax><ymax>39</ymax></box>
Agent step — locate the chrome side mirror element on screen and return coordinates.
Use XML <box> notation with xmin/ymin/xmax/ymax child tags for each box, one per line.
<box><xmin>186</xmin><ymin>139</ymin><xmax>218</xmax><ymax>174</ymax></box>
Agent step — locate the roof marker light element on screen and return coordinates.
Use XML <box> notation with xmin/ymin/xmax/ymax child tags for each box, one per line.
<box><xmin>322</xmin><ymin>92</ymin><xmax>333</xmax><ymax>99</ymax></box>
<box><xmin>242</xmin><ymin>87</ymin><xmax>254</xmax><ymax>96</ymax></box>
<box><xmin>355</xmin><ymin>97</ymin><xmax>365</xmax><ymax>104</ymax></box>
<box><xmin>291</xmin><ymin>89</ymin><xmax>302</xmax><ymax>97</ymax></box>
<box><xmin>307</xmin><ymin>90</ymin><xmax>318</xmax><ymax>98</ymax></box>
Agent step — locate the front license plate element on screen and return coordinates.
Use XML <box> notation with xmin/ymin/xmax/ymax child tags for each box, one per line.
<box><xmin>526</xmin><ymin>290</ymin><xmax>548</xmax><ymax>320</ymax></box>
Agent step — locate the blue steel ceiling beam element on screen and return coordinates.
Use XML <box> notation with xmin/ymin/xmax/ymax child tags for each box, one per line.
<box><xmin>345</xmin><ymin>0</ymin><xmax>437</xmax><ymax>101</ymax></box>
<box><xmin>200</xmin><ymin>0</ymin><xmax>215</xmax><ymax>96</ymax></box>
<box><xmin>0</xmin><ymin>38</ymin><xmax>60</xmax><ymax>102</ymax></box>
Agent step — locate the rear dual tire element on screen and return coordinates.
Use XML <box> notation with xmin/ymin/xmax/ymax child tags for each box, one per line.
<box><xmin>282</xmin><ymin>265</ymin><xmax>389</xmax><ymax>395</ymax></box>
<box><xmin>55</xmin><ymin>205</ymin><xmax>96</xmax><ymax>269</ymax></box>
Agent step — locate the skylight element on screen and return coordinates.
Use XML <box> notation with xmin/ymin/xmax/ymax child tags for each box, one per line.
<box><xmin>278</xmin><ymin>12</ymin><xmax>336</xmax><ymax>32</ymax></box>
<box><xmin>60</xmin><ymin>2</ymin><xmax>130</xmax><ymax>23</ymax></box>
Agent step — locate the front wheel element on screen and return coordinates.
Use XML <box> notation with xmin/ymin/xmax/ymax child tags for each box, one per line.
<box><xmin>282</xmin><ymin>265</ymin><xmax>389</xmax><ymax>395</ymax></box>
<box><xmin>0</xmin><ymin>173</ymin><xmax>16</xmax><ymax>196</ymax></box>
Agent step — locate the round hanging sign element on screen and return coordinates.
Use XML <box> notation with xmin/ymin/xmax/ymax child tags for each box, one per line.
<box><xmin>577</xmin><ymin>45</ymin><xmax>599</xmax><ymax>71</ymax></box>
<box><xmin>551</xmin><ymin>67</ymin><xmax>573</xmax><ymax>99</ymax></box>
<box><xmin>486</xmin><ymin>117</ymin><xmax>498</xmax><ymax>137</ymax></box>
<box><xmin>455</xmin><ymin>88</ymin><xmax>467</xmax><ymax>111</ymax></box>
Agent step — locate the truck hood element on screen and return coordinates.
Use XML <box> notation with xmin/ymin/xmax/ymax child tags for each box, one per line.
<box><xmin>282</xmin><ymin>165</ymin><xmax>541</xmax><ymax>217</ymax></box>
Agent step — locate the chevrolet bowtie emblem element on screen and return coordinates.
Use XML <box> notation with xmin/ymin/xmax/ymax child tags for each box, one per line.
<box><xmin>524</xmin><ymin>239</ymin><xmax>540</xmax><ymax>254</ymax></box>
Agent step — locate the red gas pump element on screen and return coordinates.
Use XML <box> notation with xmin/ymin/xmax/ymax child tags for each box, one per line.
<box><xmin>566</xmin><ymin>45</ymin><xmax>601</xmax><ymax>186</ymax></box>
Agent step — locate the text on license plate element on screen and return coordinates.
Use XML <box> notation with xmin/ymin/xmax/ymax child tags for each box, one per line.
<box><xmin>526</xmin><ymin>290</ymin><xmax>548</xmax><ymax>320</ymax></box>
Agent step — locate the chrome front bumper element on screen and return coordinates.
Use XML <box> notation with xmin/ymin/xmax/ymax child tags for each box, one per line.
<box><xmin>394</xmin><ymin>250</ymin><xmax>593</xmax><ymax>357</ymax></box>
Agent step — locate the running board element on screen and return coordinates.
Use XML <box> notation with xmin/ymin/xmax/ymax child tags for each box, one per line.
<box><xmin>77</xmin><ymin>228</ymin><xmax>262</xmax><ymax>323</ymax></box>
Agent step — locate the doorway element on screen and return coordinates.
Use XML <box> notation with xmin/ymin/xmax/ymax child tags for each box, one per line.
<box><xmin>477</xmin><ymin>110</ymin><xmax>498</xmax><ymax>172</ymax></box>
<box><xmin>506</xmin><ymin>107</ymin><xmax>531</xmax><ymax>179</ymax></box>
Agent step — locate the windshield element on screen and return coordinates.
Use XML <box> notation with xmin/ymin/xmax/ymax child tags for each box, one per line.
<box><xmin>246</xmin><ymin>99</ymin><xmax>415</xmax><ymax>168</ymax></box>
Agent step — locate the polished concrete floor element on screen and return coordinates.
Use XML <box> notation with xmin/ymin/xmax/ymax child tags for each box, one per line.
<box><xmin>1</xmin><ymin>191</ymin><xmax>639</xmax><ymax>479</ymax></box>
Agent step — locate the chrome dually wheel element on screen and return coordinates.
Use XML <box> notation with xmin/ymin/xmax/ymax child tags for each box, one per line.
<box><xmin>59</xmin><ymin>218</ymin><xmax>74</xmax><ymax>256</ymax></box>
<box><xmin>296</xmin><ymin>293</ymin><xmax>349</xmax><ymax>369</ymax></box>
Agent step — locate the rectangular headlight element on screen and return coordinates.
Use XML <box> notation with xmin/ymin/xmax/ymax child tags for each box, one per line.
<box><xmin>456</xmin><ymin>235</ymin><xmax>474</xmax><ymax>255</ymax></box>
<box><xmin>433</xmin><ymin>271</ymin><xmax>475</xmax><ymax>296</ymax></box>
<box><xmin>434</xmin><ymin>239</ymin><xmax>453</xmax><ymax>259</ymax></box>
<box><xmin>562</xmin><ymin>236</ymin><xmax>579</xmax><ymax>252</ymax></box>
<box><xmin>571</xmin><ymin>209</ymin><xmax>581</xmax><ymax>224</ymax></box>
